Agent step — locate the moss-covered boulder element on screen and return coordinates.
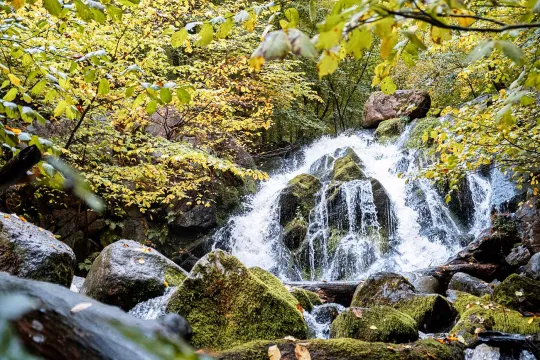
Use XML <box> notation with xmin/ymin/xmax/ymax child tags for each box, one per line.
<box><xmin>351</xmin><ymin>273</ymin><xmax>457</xmax><ymax>332</ymax></box>
<box><xmin>215</xmin><ymin>338</ymin><xmax>464</xmax><ymax>360</ymax></box>
<box><xmin>81</xmin><ymin>239</ymin><xmax>187</xmax><ymax>311</ymax></box>
<box><xmin>290</xmin><ymin>287</ymin><xmax>322</xmax><ymax>312</ymax></box>
<box><xmin>448</xmin><ymin>272</ymin><xmax>493</xmax><ymax>297</ymax></box>
<box><xmin>278</xmin><ymin>174</ymin><xmax>321</xmax><ymax>226</ymax></box>
<box><xmin>451</xmin><ymin>291</ymin><xmax>540</xmax><ymax>344</ymax></box>
<box><xmin>492</xmin><ymin>273</ymin><xmax>540</xmax><ymax>314</ymax></box>
<box><xmin>330</xmin><ymin>306</ymin><xmax>418</xmax><ymax>343</ymax></box>
<box><xmin>282</xmin><ymin>218</ymin><xmax>308</xmax><ymax>252</ymax></box>
<box><xmin>166</xmin><ymin>250</ymin><xmax>307</xmax><ymax>350</ymax></box>
<box><xmin>375</xmin><ymin>118</ymin><xmax>407</xmax><ymax>143</ymax></box>
<box><xmin>309</xmin><ymin>154</ymin><xmax>335</xmax><ymax>179</ymax></box>
<box><xmin>332</xmin><ymin>150</ymin><xmax>366</xmax><ymax>182</ymax></box>
<box><xmin>406</xmin><ymin>117</ymin><xmax>440</xmax><ymax>149</ymax></box>
<box><xmin>0</xmin><ymin>212</ymin><xmax>75</xmax><ymax>287</ymax></box>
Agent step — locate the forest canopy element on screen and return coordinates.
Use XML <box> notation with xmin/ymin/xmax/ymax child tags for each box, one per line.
<box><xmin>0</xmin><ymin>0</ymin><xmax>539</xmax><ymax>213</ymax></box>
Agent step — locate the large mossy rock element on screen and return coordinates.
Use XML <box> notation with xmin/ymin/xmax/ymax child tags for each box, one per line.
<box><xmin>81</xmin><ymin>239</ymin><xmax>187</xmax><ymax>311</ymax></box>
<box><xmin>492</xmin><ymin>274</ymin><xmax>540</xmax><ymax>314</ymax></box>
<box><xmin>215</xmin><ymin>338</ymin><xmax>464</xmax><ymax>360</ymax></box>
<box><xmin>0</xmin><ymin>272</ymin><xmax>195</xmax><ymax>360</ymax></box>
<box><xmin>451</xmin><ymin>291</ymin><xmax>540</xmax><ymax>344</ymax></box>
<box><xmin>351</xmin><ymin>273</ymin><xmax>457</xmax><ymax>332</ymax></box>
<box><xmin>0</xmin><ymin>212</ymin><xmax>75</xmax><ymax>287</ymax></box>
<box><xmin>516</xmin><ymin>196</ymin><xmax>540</xmax><ymax>253</ymax></box>
<box><xmin>282</xmin><ymin>218</ymin><xmax>308</xmax><ymax>252</ymax></box>
<box><xmin>330</xmin><ymin>306</ymin><xmax>418</xmax><ymax>343</ymax></box>
<box><xmin>363</xmin><ymin>90</ymin><xmax>431</xmax><ymax>129</ymax></box>
<box><xmin>166</xmin><ymin>250</ymin><xmax>307</xmax><ymax>350</ymax></box>
<box><xmin>332</xmin><ymin>149</ymin><xmax>365</xmax><ymax>182</ymax></box>
<box><xmin>290</xmin><ymin>287</ymin><xmax>322</xmax><ymax>312</ymax></box>
<box><xmin>406</xmin><ymin>117</ymin><xmax>441</xmax><ymax>149</ymax></box>
<box><xmin>448</xmin><ymin>272</ymin><xmax>493</xmax><ymax>297</ymax></box>
<box><xmin>375</xmin><ymin>118</ymin><xmax>407</xmax><ymax>143</ymax></box>
<box><xmin>278</xmin><ymin>174</ymin><xmax>321</xmax><ymax>226</ymax></box>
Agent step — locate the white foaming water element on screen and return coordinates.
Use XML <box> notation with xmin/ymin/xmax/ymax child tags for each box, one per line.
<box><xmin>213</xmin><ymin>128</ymin><xmax>499</xmax><ymax>281</ymax></box>
<box><xmin>304</xmin><ymin>303</ymin><xmax>346</xmax><ymax>339</ymax></box>
<box><xmin>128</xmin><ymin>287</ymin><xmax>176</xmax><ymax>320</ymax></box>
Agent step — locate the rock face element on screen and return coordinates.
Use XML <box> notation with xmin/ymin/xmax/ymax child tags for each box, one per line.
<box><xmin>278</xmin><ymin>174</ymin><xmax>321</xmax><ymax>226</ymax></box>
<box><xmin>351</xmin><ymin>273</ymin><xmax>457</xmax><ymax>333</ymax></box>
<box><xmin>331</xmin><ymin>149</ymin><xmax>365</xmax><ymax>182</ymax></box>
<box><xmin>451</xmin><ymin>291</ymin><xmax>540</xmax><ymax>344</ymax></box>
<box><xmin>81</xmin><ymin>240</ymin><xmax>187</xmax><ymax>311</ymax></box>
<box><xmin>448</xmin><ymin>272</ymin><xmax>493</xmax><ymax>297</ymax></box>
<box><xmin>166</xmin><ymin>250</ymin><xmax>307</xmax><ymax>350</ymax></box>
<box><xmin>330</xmin><ymin>306</ymin><xmax>418</xmax><ymax>343</ymax></box>
<box><xmin>0</xmin><ymin>272</ymin><xmax>195</xmax><ymax>360</ymax></box>
<box><xmin>492</xmin><ymin>274</ymin><xmax>540</xmax><ymax>314</ymax></box>
<box><xmin>0</xmin><ymin>212</ymin><xmax>75</xmax><ymax>287</ymax></box>
<box><xmin>362</xmin><ymin>90</ymin><xmax>431</xmax><ymax>128</ymax></box>
<box><xmin>216</xmin><ymin>338</ymin><xmax>464</xmax><ymax>360</ymax></box>
<box><xmin>516</xmin><ymin>197</ymin><xmax>540</xmax><ymax>253</ymax></box>
<box><xmin>525</xmin><ymin>253</ymin><xmax>540</xmax><ymax>280</ymax></box>
<box><xmin>505</xmin><ymin>245</ymin><xmax>531</xmax><ymax>267</ymax></box>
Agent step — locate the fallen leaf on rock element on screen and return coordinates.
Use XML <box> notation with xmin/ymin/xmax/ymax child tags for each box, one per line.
<box><xmin>369</xmin><ymin>325</ymin><xmax>377</xmax><ymax>330</ymax></box>
<box><xmin>283</xmin><ymin>336</ymin><xmax>296</xmax><ymax>341</ymax></box>
<box><xmin>3</xmin><ymin>214</ymin><xmax>10</xmax><ymax>218</ymax></box>
<box><xmin>138</xmin><ymin>258</ymin><xmax>145</xmax><ymax>264</ymax></box>
<box><xmin>515</xmin><ymin>291</ymin><xmax>523</xmax><ymax>297</ymax></box>
<box><xmin>295</xmin><ymin>344</ymin><xmax>311</xmax><ymax>360</ymax></box>
<box><xmin>296</xmin><ymin>303</ymin><xmax>304</xmax><ymax>312</ymax></box>
<box><xmin>71</xmin><ymin>302</ymin><xmax>92</xmax><ymax>313</ymax></box>
<box><xmin>268</xmin><ymin>345</ymin><xmax>281</xmax><ymax>360</ymax></box>
<box><xmin>18</xmin><ymin>216</ymin><xmax>27</xmax><ymax>222</ymax></box>
<box><xmin>457</xmin><ymin>335</ymin><xmax>466</xmax><ymax>344</ymax></box>
<box><xmin>474</xmin><ymin>327</ymin><xmax>483</xmax><ymax>334</ymax></box>
<box><xmin>163</xmin><ymin>280</ymin><xmax>169</xmax><ymax>288</ymax></box>
<box><xmin>528</xmin><ymin>318</ymin><xmax>534</xmax><ymax>324</ymax></box>
<box><xmin>352</xmin><ymin>308</ymin><xmax>363</xmax><ymax>318</ymax></box>
<box><xmin>403</xmin><ymin>345</ymin><xmax>412</xmax><ymax>349</ymax></box>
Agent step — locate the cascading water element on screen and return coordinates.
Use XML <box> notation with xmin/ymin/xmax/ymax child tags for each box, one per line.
<box><xmin>128</xmin><ymin>287</ymin><xmax>176</xmax><ymax>320</ymax></box>
<box><xmin>212</xmin><ymin>127</ymin><xmax>511</xmax><ymax>282</ymax></box>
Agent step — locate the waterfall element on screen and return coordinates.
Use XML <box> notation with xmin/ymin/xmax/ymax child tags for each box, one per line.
<box><xmin>212</xmin><ymin>128</ymin><xmax>511</xmax><ymax>281</ymax></box>
<box><xmin>128</xmin><ymin>287</ymin><xmax>176</xmax><ymax>320</ymax></box>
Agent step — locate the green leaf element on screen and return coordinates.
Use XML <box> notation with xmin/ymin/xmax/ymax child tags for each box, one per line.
<box><xmin>497</xmin><ymin>40</ymin><xmax>524</xmax><ymax>66</ymax></box>
<box><xmin>380</xmin><ymin>76</ymin><xmax>397</xmax><ymax>95</ymax></box>
<box><xmin>216</xmin><ymin>18</ymin><xmax>233</xmax><ymax>39</ymax></box>
<box><xmin>309</xmin><ymin>0</ymin><xmax>316</xmax><ymax>23</ymax></box>
<box><xmin>345</xmin><ymin>29</ymin><xmax>373</xmax><ymax>59</ymax></box>
<box><xmin>43</xmin><ymin>0</ymin><xmax>62</xmax><ymax>17</ymax></box>
<box><xmin>3</xmin><ymin>88</ymin><xmax>18</xmax><ymax>101</ymax></box>
<box><xmin>160</xmin><ymin>87</ymin><xmax>172</xmax><ymax>104</ymax></box>
<box><xmin>284</xmin><ymin>8</ymin><xmax>299</xmax><ymax>28</ymax></box>
<box><xmin>98</xmin><ymin>78</ymin><xmax>110</xmax><ymax>95</ymax></box>
<box><xmin>468</xmin><ymin>40</ymin><xmax>495</xmax><ymax>63</ymax></box>
<box><xmin>176</xmin><ymin>88</ymin><xmax>191</xmax><ymax>104</ymax></box>
<box><xmin>317</xmin><ymin>23</ymin><xmax>344</xmax><ymax>50</ymax></box>
<box><xmin>84</xmin><ymin>69</ymin><xmax>96</xmax><ymax>83</ymax></box>
<box><xmin>171</xmin><ymin>28</ymin><xmax>188</xmax><ymax>48</ymax></box>
<box><xmin>146</xmin><ymin>99</ymin><xmax>157</xmax><ymax>115</ymax></box>
<box><xmin>125</xmin><ymin>86</ymin><xmax>135</xmax><ymax>97</ymax></box>
<box><xmin>195</xmin><ymin>23</ymin><xmax>213</xmax><ymax>47</ymax></box>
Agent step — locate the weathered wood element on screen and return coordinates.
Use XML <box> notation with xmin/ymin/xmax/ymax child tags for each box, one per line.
<box><xmin>0</xmin><ymin>145</ymin><xmax>41</xmax><ymax>190</ymax></box>
<box><xmin>419</xmin><ymin>263</ymin><xmax>501</xmax><ymax>287</ymax></box>
<box><xmin>474</xmin><ymin>331</ymin><xmax>540</xmax><ymax>358</ymax></box>
<box><xmin>284</xmin><ymin>281</ymin><xmax>361</xmax><ymax>307</ymax></box>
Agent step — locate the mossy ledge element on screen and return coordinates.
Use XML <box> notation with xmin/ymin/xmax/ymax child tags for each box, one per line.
<box><xmin>214</xmin><ymin>338</ymin><xmax>464</xmax><ymax>360</ymax></box>
<box><xmin>166</xmin><ymin>250</ymin><xmax>307</xmax><ymax>351</ymax></box>
<box><xmin>290</xmin><ymin>288</ymin><xmax>322</xmax><ymax>312</ymax></box>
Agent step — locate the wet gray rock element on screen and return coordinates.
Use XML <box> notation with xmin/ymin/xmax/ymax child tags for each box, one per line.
<box><xmin>505</xmin><ymin>245</ymin><xmax>531</xmax><ymax>267</ymax></box>
<box><xmin>448</xmin><ymin>272</ymin><xmax>493</xmax><ymax>297</ymax></box>
<box><xmin>81</xmin><ymin>240</ymin><xmax>188</xmax><ymax>311</ymax></box>
<box><xmin>0</xmin><ymin>212</ymin><xmax>75</xmax><ymax>287</ymax></box>
<box><xmin>516</xmin><ymin>197</ymin><xmax>540</xmax><ymax>253</ymax></box>
<box><xmin>309</xmin><ymin>154</ymin><xmax>335</xmax><ymax>179</ymax></box>
<box><xmin>70</xmin><ymin>275</ymin><xmax>85</xmax><ymax>293</ymax></box>
<box><xmin>524</xmin><ymin>253</ymin><xmax>540</xmax><ymax>280</ymax></box>
<box><xmin>0</xmin><ymin>272</ymin><xmax>194</xmax><ymax>360</ymax></box>
<box><xmin>278</xmin><ymin>174</ymin><xmax>321</xmax><ymax>226</ymax></box>
<box><xmin>405</xmin><ymin>272</ymin><xmax>442</xmax><ymax>294</ymax></box>
<box><xmin>362</xmin><ymin>90</ymin><xmax>431</xmax><ymax>128</ymax></box>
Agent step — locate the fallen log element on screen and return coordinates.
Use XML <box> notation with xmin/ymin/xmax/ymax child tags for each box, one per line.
<box><xmin>284</xmin><ymin>281</ymin><xmax>360</xmax><ymax>307</ymax></box>
<box><xmin>0</xmin><ymin>145</ymin><xmax>41</xmax><ymax>190</ymax></box>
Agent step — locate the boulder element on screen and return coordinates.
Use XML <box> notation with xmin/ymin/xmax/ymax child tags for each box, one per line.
<box><xmin>404</xmin><ymin>272</ymin><xmax>442</xmax><ymax>294</ymax></box>
<box><xmin>290</xmin><ymin>288</ymin><xmax>322</xmax><ymax>312</ymax></box>
<box><xmin>524</xmin><ymin>253</ymin><xmax>540</xmax><ymax>280</ymax></box>
<box><xmin>330</xmin><ymin>306</ymin><xmax>418</xmax><ymax>343</ymax></box>
<box><xmin>442</xmin><ymin>177</ymin><xmax>475</xmax><ymax>230</ymax></box>
<box><xmin>505</xmin><ymin>245</ymin><xmax>531</xmax><ymax>267</ymax></box>
<box><xmin>332</xmin><ymin>150</ymin><xmax>365</xmax><ymax>182</ymax></box>
<box><xmin>0</xmin><ymin>212</ymin><xmax>75</xmax><ymax>287</ymax></box>
<box><xmin>362</xmin><ymin>90</ymin><xmax>431</xmax><ymax>128</ymax></box>
<box><xmin>351</xmin><ymin>273</ymin><xmax>457</xmax><ymax>332</ymax></box>
<box><xmin>278</xmin><ymin>174</ymin><xmax>321</xmax><ymax>226</ymax></box>
<box><xmin>492</xmin><ymin>274</ymin><xmax>540</xmax><ymax>314</ymax></box>
<box><xmin>282</xmin><ymin>219</ymin><xmax>307</xmax><ymax>252</ymax></box>
<box><xmin>285</xmin><ymin>281</ymin><xmax>359</xmax><ymax>306</ymax></box>
<box><xmin>516</xmin><ymin>196</ymin><xmax>540</xmax><ymax>253</ymax></box>
<box><xmin>81</xmin><ymin>240</ymin><xmax>187</xmax><ymax>311</ymax></box>
<box><xmin>448</xmin><ymin>272</ymin><xmax>493</xmax><ymax>297</ymax></box>
<box><xmin>216</xmin><ymin>338</ymin><xmax>464</xmax><ymax>360</ymax></box>
<box><xmin>309</xmin><ymin>154</ymin><xmax>335</xmax><ymax>179</ymax></box>
<box><xmin>166</xmin><ymin>250</ymin><xmax>307</xmax><ymax>350</ymax></box>
<box><xmin>374</xmin><ymin>118</ymin><xmax>407</xmax><ymax>143</ymax></box>
<box><xmin>451</xmin><ymin>291</ymin><xmax>540</xmax><ymax>344</ymax></box>
<box><xmin>0</xmin><ymin>272</ymin><xmax>195</xmax><ymax>360</ymax></box>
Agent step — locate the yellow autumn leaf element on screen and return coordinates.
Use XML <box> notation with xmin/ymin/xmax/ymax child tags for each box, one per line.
<box><xmin>8</xmin><ymin>73</ymin><xmax>21</xmax><ymax>86</ymax></box>
<box><xmin>268</xmin><ymin>345</ymin><xmax>281</xmax><ymax>360</ymax></box>
<box><xmin>295</xmin><ymin>344</ymin><xmax>311</xmax><ymax>360</ymax></box>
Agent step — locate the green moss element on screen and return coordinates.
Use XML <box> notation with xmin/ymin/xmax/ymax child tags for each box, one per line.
<box><xmin>351</xmin><ymin>273</ymin><xmax>415</xmax><ymax>308</ymax></box>
<box><xmin>282</xmin><ymin>218</ymin><xmax>308</xmax><ymax>251</ymax></box>
<box><xmin>166</xmin><ymin>251</ymin><xmax>307</xmax><ymax>350</ymax></box>
<box><xmin>164</xmin><ymin>266</ymin><xmax>186</xmax><ymax>287</ymax></box>
<box><xmin>330</xmin><ymin>306</ymin><xmax>418</xmax><ymax>343</ymax></box>
<box><xmin>290</xmin><ymin>288</ymin><xmax>322</xmax><ymax>312</ymax></box>
<box><xmin>396</xmin><ymin>295</ymin><xmax>456</xmax><ymax>331</ymax></box>
<box><xmin>492</xmin><ymin>274</ymin><xmax>540</xmax><ymax>313</ymax></box>
<box><xmin>450</xmin><ymin>291</ymin><xmax>540</xmax><ymax>344</ymax></box>
<box><xmin>332</xmin><ymin>153</ymin><xmax>365</xmax><ymax>182</ymax></box>
<box><xmin>285</xmin><ymin>174</ymin><xmax>322</xmax><ymax>220</ymax></box>
<box><xmin>216</xmin><ymin>339</ymin><xmax>463</xmax><ymax>360</ymax></box>
<box><xmin>406</xmin><ymin>117</ymin><xmax>440</xmax><ymax>149</ymax></box>
<box><xmin>375</xmin><ymin>118</ymin><xmax>407</xmax><ymax>144</ymax></box>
